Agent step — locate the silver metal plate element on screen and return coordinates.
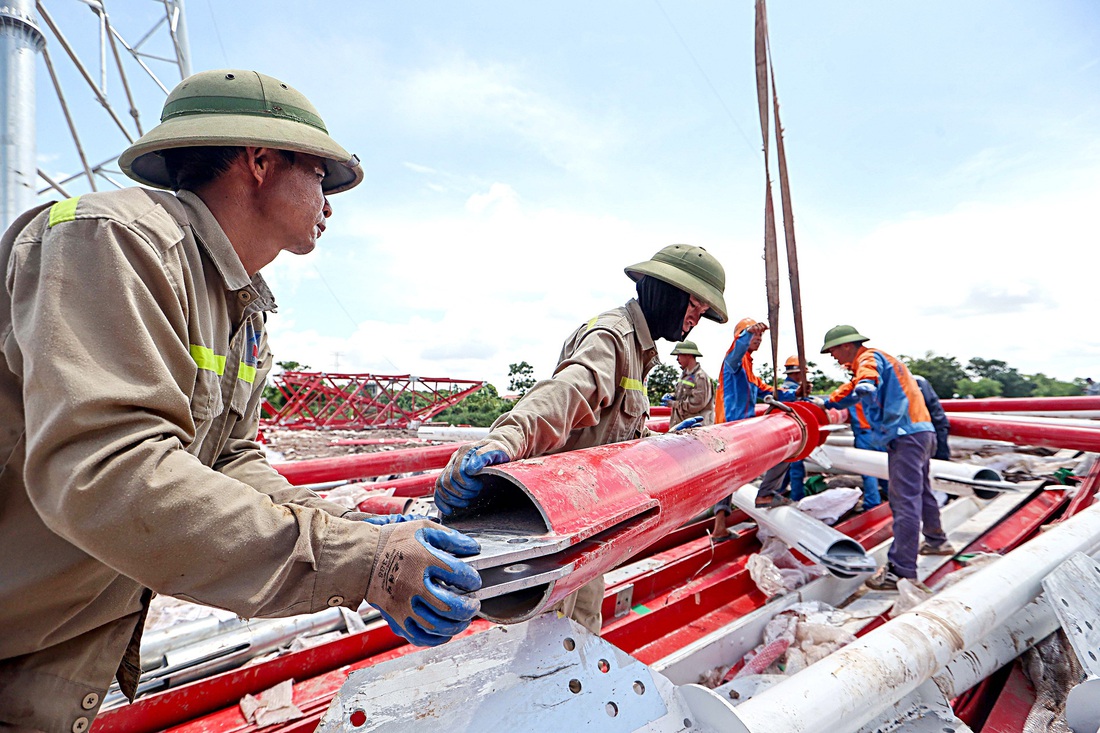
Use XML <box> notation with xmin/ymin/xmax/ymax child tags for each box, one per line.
<box><xmin>318</xmin><ymin>614</ymin><xmax>696</xmax><ymax>732</ymax></box>
<box><xmin>1041</xmin><ymin>551</ymin><xmax>1100</xmax><ymax>677</ymax></box>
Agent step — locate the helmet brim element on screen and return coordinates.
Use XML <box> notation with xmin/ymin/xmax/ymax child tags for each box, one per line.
<box><xmin>820</xmin><ymin>334</ymin><xmax>868</xmax><ymax>354</ymax></box>
<box><xmin>118</xmin><ymin>113</ymin><xmax>364</xmax><ymax>194</ymax></box>
<box><xmin>625</xmin><ymin>261</ymin><xmax>729</xmax><ymax>324</ymax></box>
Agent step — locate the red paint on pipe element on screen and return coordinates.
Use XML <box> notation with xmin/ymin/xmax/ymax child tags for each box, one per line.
<box><xmin>941</xmin><ymin>396</ymin><xmax>1100</xmax><ymax>413</ymax></box>
<box><xmin>650</xmin><ymin>405</ymin><xmax>671</xmax><ymax>417</ymax></box>
<box><xmin>479</xmin><ymin>403</ymin><xmax>828</xmax><ymax>613</ymax></box>
<box><xmin>947</xmin><ymin>414</ymin><xmax>1100</xmax><ymax>453</ymax></box>
<box><xmin>273</xmin><ymin>442</ymin><xmax>466</xmax><ymax>484</ymax></box>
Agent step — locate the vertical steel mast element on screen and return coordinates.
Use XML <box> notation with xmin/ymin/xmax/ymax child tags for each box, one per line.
<box><xmin>0</xmin><ymin>0</ymin><xmax>45</xmax><ymax>229</ymax></box>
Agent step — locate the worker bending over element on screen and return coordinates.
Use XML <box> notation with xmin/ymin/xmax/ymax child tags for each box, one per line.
<box><xmin>664</xmin><ymin>340</ymin><xmax>715</xmax><ymax>427</ymax></box>
<box><xmin>816</xmin><ymin>326</ymin><xmax>953</xmax><ymax>590</ymax></box>
<box><xmin>0</xmin><ymin>70</ymin><xmax>481</xmax><ymax>730</ymax></box>
<box><xmin>435</xmin><ymin>245</ymin><xmax>728</xmax><ymax>633</ymax></box>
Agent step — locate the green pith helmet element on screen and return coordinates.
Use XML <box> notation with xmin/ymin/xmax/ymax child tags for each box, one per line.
<box><xmin>625</xmin><ymin>244</ymin><xmax>728</xmax><ymax>324</ymax></box>
<box><xmin>119</xmin><ymin>69</ymin><xmax>363</xmax><ymax>194</ymax></box>
<box><xmin>820</xmin><ymin>324</ymin><xmax>869</xmax><ymax>353</ymax></box>
<box><xmin>671</xmin><ymin>340</ymin><xmax>703</xmax><ymax>357</ymax></box>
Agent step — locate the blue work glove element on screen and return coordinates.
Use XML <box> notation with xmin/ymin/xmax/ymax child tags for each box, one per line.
<box><xmin>671</xmin><ymin>416</ymin><xmax>704</xmax><ymax>432</ymax></box>
<box><xmin>660</xmin><ymin>393</ymin><xmax>675</xmax><ymax>406</ymax></box>
<box><xmin>365</xmin><ymin>520</ymin><xmax>482</xmax><ymax>647</ymax></box>
<box><xmin>363</xmin><ymin>513</ymin><xmax>430</xmax><ymax>526</ymax></box>
<box><xmin>434</xmin><ymin>439</ymin><xmax>512</xmax><ymax>517</ymax></box>
<box><xmin>854</xmin><ymin>382</ymin><xmax>877</xmax><ymax>398</ymax></box>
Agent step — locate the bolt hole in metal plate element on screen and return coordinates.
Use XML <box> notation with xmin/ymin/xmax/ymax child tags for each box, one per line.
<box><xmin>318</xmin><ymin>615</ymin><xmax>684</xmax><ymax>733</ymax></box>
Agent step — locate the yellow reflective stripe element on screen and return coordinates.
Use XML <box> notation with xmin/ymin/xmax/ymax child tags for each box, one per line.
<box><xmin>47</xmin><ymin>196</ymin><xmax>81</xmax><ymax>227</ymax></box>
<box><xmin>238</xmin><ymin>363</ymin><xmax>257</xmax><ymax>384</ymax></box>
<box><xmin>680</xmin><ymin>379</ymin><xmax>695</xmax><ymax>386</ymax></box>
<box><xmin>619</xmin><ymin>376</ymin><xmax>644</xmax><ymax>391</ymax></box>
<box><xmin>586</xmin><ymin>316</ymin><xmax>598</xmax><ymax>330</ymax></box>
<box><xmin>189</xmin><ymin>344</ymin><xmax>226</xmax><ymax>375</ymax></box>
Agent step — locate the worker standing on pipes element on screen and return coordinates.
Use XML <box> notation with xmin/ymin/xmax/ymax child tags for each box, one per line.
<box><xmin>0</xmin><ymin>70</ymin><xmax>482</xmax><ymax>730</ymax></box>
<box><xmin>764</xmin><ymin>356</ymin><xmax>811</xmax><ymax>501</ymax></box>
<box><xmin>711</xmin><ymin>319</ymin><xmax>799</xmax><ymax>536</ymax></box>
<box><xmin>435</xmin><ymin>244</ymin><xmax>729</xmax><ymax>634</ymax></box>
<box><xmin>814</xmin><ymin>326</ymin><xmax>954</xmax><ymax>591</ymax></box>
<box><xmin>663</xmin><ymin>340</ymin><xmax>715</xmax><ymax>427</ymax></box>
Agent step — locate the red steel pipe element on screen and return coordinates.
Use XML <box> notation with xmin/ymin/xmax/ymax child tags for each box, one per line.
<box><xmin>273</xmin><ymin>443</ymin><xmax>466</xmax><ymax>485</ymax></box>
<box><xmin>947</xmin><ymin>414</ymin><xmax>1100</xmax><ymax>453</ymax></box>
<box><xmin>941</xmin><ymin>396</ymin><xmax>1100</xmax><ymax>413</ymax></box>
<box><xmin>474</xmin><ymin>402</ymin><xmax>828</xmax><ymax>622</ymax></box>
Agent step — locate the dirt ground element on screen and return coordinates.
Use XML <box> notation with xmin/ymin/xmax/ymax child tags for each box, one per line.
<box><xmin>260</xmin><ymin>427</ymin><xmax>430</xmax><ymax>462</ymax></box>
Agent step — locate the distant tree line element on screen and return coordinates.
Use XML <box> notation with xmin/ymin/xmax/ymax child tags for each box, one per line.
<box><xmin>899</xmin><ymin>352</ymin><xmax>1085</xmax><ymax>400</ymax></box>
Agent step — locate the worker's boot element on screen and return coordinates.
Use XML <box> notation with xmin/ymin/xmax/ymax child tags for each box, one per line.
<box><xmin>754</xmin><ymin>493</ymin><xmax>794</xmax><ymax>509</ymax></box>
<box><xmin>864</xmin><ymin>563</ymin><xmax>903</xmax><ymax>591</ymax></box>
<box><xmin>919</xmin><ymin>540</ymin><xmax>956</xmax><ymax>556</ymax></box>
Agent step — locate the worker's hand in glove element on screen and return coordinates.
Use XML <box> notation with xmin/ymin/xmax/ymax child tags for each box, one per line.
<box><xmin>671</xmin><ymin>416</ymin><xmax>704</xmax><ymax>432</ymax></box>
<box><xmin>854</xmin><ymin>382</ymin><xmax>877</xmax><ymax>398</ymax></box>
<box><xmin>363</xmin><ymin>513</ymin><xmax>430</xmax><ymax>526</ymax></box>
<box><xmin>434</xmin><ymin>439</ymin><xmax>512</xmax><ymax>517</ymax></box>
<box><xmin>365</xmin><ymin>519</ymin><xmax>482</xmax><ymax>647</ymax></box>
<box><xmin>660</xmin><ymin>393</ymin><xmax>675</xmax><ymax>406</ymax></box>
<box><xmin>803</xmin><ymin>395</ymin><xmax>826</xmax><ymax>408</ymax></box>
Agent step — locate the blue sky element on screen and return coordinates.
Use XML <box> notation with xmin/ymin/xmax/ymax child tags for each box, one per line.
<box><xmin>32</xmin><ymin>1</ymin><xmax>1100</xmax><ymax>392</ymax></box>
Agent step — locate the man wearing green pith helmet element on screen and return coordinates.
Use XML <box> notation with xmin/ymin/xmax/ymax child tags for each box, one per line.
<box><xmin>0</xmin><ymin>70</ymin><xmax>482</xmax><ymax>729</ymax></box>
<box><xmin>435</xmin><ymin>244</ymin><xmax>729</xmax><ymax>634</ymax></box>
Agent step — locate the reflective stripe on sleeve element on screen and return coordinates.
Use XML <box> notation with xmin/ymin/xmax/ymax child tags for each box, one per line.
<box><xmin>47</xmin><ymin>197</ymin><xmax>82</xmax><ymax>227</ymax></box>
<box><xmin>189</xmin><ymin>345</ymin><xmax>226</xmax><ymax>375</ymax></box>
<box><xmin>619</xmin><ymin>376</ymin><xmax>644</xmax><ymax>391</ymax></box>
<box><xmin>680</xmin><ymin>379</ymin><xmax>695</xmax><ymax>386</ymax></box>
<box><xmin>586</xmin><ymin>316</ymin><xmax>598</xmax><ymax>330</ymax></box>
<box><xmin>238</xmin><ymin>363</ymin><xmax>257</xmax><ymax>384</ymax></box>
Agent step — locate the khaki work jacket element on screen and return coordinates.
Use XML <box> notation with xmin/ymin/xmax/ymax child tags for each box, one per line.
<box><xmin>0</xmin><ymin>189</ymin><xmax>379</xmax><ymax>731</ymax></box>
<box><xmin>489</xmin><ymin>299</ymin><xmax>658</xmax><ymax>459</ymax></box>
<box><xmin>669</xmin><ymin>363</ymin><xmax>715</xmax><ymax>426</ymax></box>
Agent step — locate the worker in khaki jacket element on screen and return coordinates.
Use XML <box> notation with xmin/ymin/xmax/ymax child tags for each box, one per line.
<box><xmin>663</xmin><ymin>340</ymin><xmax>715</xmax><ymax>427</ymax></box>
<box><xmin>0</xmin><ymin>70</ymin><xmax>482</xmax><ymax>731</ymax></box>
<box><xmin>434</xmin><ymin>244</ymin><xmax>729</xmax><ymax>633</ymax></box>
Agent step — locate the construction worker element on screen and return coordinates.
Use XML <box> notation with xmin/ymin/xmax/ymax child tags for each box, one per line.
<box><xmin>435</xmin><ymin>244</ymin><xmax>728</xmax><ymax>633</ymax></box>
<box><xmin>0</xmin><ymin>70</ymin><xmax>482</xmax><ymax>729</ymax></box>
<box><xmin>816</xmin><ymin>326</ymin><xmax>954</xmax><ymax>591</ymax></box>
<box><xmin>664</xmin><ymin>340</ymin><xmax>715</xmax><ymax>427</ymax></box>
<box><xmin>712</xmin><ymin>319</ymin><xmax>798</xmax><ymax>520</ymax></box>
<box><xmin>914</xmin><ymin>374</ymin><xmax>951</xmax><ymax>461</ymax></box>
<box><xmin>774</xmin><ymin>356</ymin><xmax>809</xmax><ymax>500</ymax></box>
<box><xmin>849</xmin><ymin>401</ymin><xmax>884</xmax><ymax>509</ymax></box>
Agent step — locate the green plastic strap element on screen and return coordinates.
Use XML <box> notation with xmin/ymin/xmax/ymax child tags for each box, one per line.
<box><xmin>47</xmin><ymin>197</ymin><xmax>81</xmax><ymax>227</ymax></box>
<box><xmin>238</xmin><ymin>363</ymin><xmax>257</xmax><ymax>384</ymax></box>
<box><xmin>161</xmin><ymin>95</ymin><xmax>328</xmax><ymax>133</ymax></box>
<box><xmin>189</xmin><ymin>344</ymin><xmax>226</xmax><ymax>375</ymax></box>
<box><xmin>619</xmin><ymin>377</ymin><xmax>644</xmax><ymax>392</ymax></box>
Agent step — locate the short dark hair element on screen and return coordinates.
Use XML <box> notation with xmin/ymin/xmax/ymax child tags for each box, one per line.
<box><xmin>160</xmin><ymin>146</ymin><xmax>298</xmax><ymax>191</ymax></box>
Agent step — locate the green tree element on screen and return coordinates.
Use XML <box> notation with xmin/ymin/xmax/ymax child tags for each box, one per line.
<box><xmin>1029</xmin><ymin>373</ymin><xmax>1083</xmax><ymax>397</ymax></box>
<box><xmin>967</xmin><ymin>358</ymin><xmax>1035</xmax><ymax>398</ymax></box>
<box><xmin>902</xmin><ymin>352</ymin><xmax>967</xmax><ymax>399</ymax></box>
<box><xmin>647</xmin><ymin>363</ymin><xmax>679</xmax><ymax>406</ymax></box>
<box><xmin>433</xmin><ymin>384</ymin><xmax>514</xmax><ymax>427</ymax></box>
<box><xmin>956</xmin><ymin>377</ymin><xmax>1002</xmax><ymax>398</ymax></box>
<box><xmin>507</xmin><ymin>361</ymin><xmax>536</xmax><ymax>397</ymax></box>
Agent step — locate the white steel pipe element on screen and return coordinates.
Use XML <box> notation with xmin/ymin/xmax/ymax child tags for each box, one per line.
<box><xmin>721</xmin><ymin>502</ymin><xmax>1100</xmax><ymax>733</ymax></box>
<box><xmin>806</xmin><ymin>445</ymin><xmax>1007</xmax><ymax>499</ymax></box>
<box><xmin>731</xmin><ymin>485</ymin><xmax>876</xmax><ymax>578</ymax></box>
<box><xmin>417</xmin><ymin>426</ymin><xmax>490</xmax><ymax>442</ymax></box>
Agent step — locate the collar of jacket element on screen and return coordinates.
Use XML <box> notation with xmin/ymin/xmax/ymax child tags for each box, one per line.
<box><xmin>172</xmin><ymin>190</ymin><xmax>278</xmax><ymax>313</ymax></box>
<box><xmin>624</xmin><ymin>298</ymin><xmax>659</xmax><ymax>373</ymax></box>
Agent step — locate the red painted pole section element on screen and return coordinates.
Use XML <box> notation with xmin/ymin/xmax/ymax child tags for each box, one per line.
<box><xmin>273</xmin><ymin>443</ymin><xmax>466</xmax><ymax>485</ymax></box>
<box><xmin>947</xmin><ymin>414</ymin><xmax>1100</xmax><ymax>453</ymax></box>
<box><xmin>475</xmin><ymin>402</ymin><xmax>828</xmax><ymax>620</ymax></box>
<box><xmin>941</xmin><ymin>396</ymin><xmax>1100</xmax><ymax>413</ymax></box>
<box><xmin>650</xmin><ymin>405</ymin><xmax>671</xmax><ymax>417</ymax></box>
